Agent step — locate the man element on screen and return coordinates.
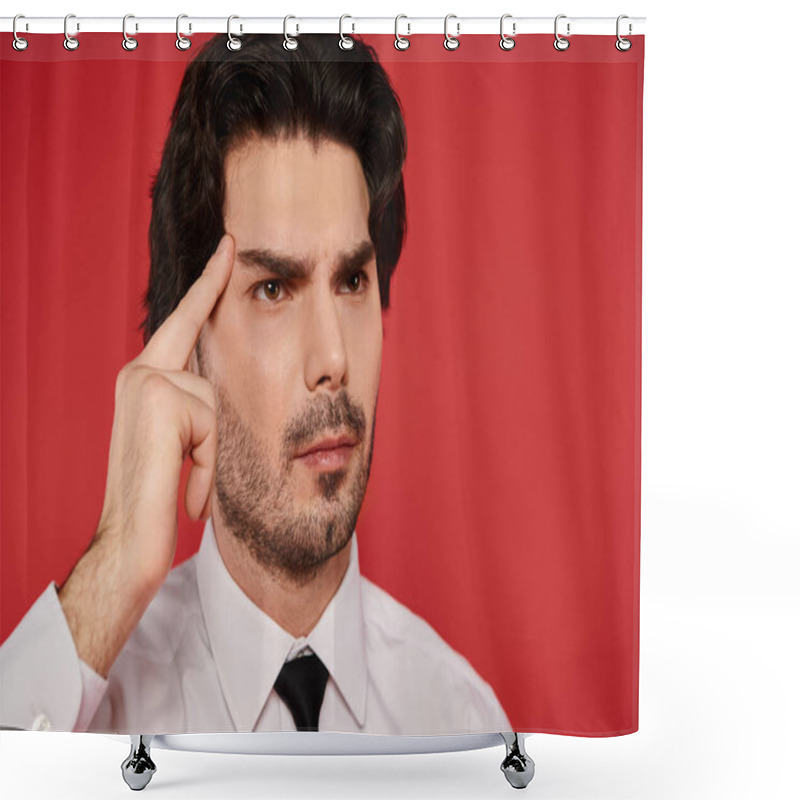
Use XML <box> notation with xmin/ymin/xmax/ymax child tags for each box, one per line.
<box><xmin>0</xmin><ymin>33</ymin><xmax>510</xmax><ymax>736</ymax></box>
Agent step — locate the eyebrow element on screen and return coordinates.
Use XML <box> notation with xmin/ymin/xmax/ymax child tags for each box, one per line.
<box><xmin>237</xmin><ymin>240</ymin><xmax>376</xmax><ymax>285</ymax></box>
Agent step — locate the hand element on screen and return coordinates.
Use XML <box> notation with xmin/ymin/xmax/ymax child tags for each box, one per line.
<box><xmin>57</xmin><ymin>234</ymin><xmax>235</xmax><ymax>678</ymax></box>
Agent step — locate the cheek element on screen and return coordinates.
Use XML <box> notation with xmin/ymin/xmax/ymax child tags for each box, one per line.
<box><xmin>354</xmin><ymin>320</ymin><xmax>382</xmax><ymax>444</ymax></box>
<box><xmin>370</xmin><ymin>338</ymin><xmax>382</xmax><ymax>396</ymax></box>
<box><xmin>214</xmin><ymin>326</ymin><xmax>294</xmax><ymax>448</ymax></box>
<box><xmin>366</xmin><ymin>308</ymin><xmax>383</xmax><ymax>388</ymax></box>
<box><xmin>347</xmin><ymin>300</ymin><xmax>382</xmax><ymax>385</ymax></box>
<box><xmin>238</xmin><ymin>356</ymin><xmax>293</xmax><ymax>440</ymax></box>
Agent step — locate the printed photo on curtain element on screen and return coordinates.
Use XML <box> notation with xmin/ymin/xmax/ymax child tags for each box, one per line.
<box><xmin>0</xmin><ymin>29</ymin><xmax>644</xmax><ymax>738</ymax></box>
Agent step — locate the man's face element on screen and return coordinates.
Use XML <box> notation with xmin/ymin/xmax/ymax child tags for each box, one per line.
<box><xmin>195</xmin><ymin>134</ymin><xmax>383</xmax><ymax>584</ymax></box>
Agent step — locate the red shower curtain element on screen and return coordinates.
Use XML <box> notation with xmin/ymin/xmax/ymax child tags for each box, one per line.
<box><xmin>1</xmin><ymin>32</ymin><xmax>643</xmax><ymax>735</ymax></box>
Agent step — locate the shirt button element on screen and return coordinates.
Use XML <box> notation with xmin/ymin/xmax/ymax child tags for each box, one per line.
<box><xmin>32</xmin><ymin>713</ymin><xmax>51</xmax><ymax>731</ymax></box>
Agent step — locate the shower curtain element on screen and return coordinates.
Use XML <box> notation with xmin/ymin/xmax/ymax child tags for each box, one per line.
<box><xmin>0</xmin><ymin>29</ymin><xmax>644</xmax><ymax>738</ymax></box>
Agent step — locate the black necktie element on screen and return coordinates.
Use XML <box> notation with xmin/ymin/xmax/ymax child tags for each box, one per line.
<box><xmin>273</xmin><ymin>652</ymin><xmax>329</xmax><ymax>731</ymax></box>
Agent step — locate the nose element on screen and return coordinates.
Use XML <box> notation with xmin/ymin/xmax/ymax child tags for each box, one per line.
<box><xmin>303</xmin><ymin>286</ymin><xmax>348</xmax><ymax>392</ymax></box>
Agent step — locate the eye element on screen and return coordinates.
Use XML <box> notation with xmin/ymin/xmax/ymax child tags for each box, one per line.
<box><xmin>253</xmin><ymin>279</ymin><xmax>286</xmax><ymax>303</ymax></box>
<box><xmin>343</xmin><ymin>270</ymin><xmax>369</xmax><ymax>293</ymax></box>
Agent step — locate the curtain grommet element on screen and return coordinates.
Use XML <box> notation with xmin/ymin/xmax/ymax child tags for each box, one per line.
<box><xmin>283</xmin><ymin>15</ymin><xmax>299</xmax><ymax>51</ymax></box>
<box><xmin>394</xmin><ymin>15</ymin><xmax>410</xmax><ymax>50</ymax></box>
<box><xmin>63</xmin><ymin>13</ymin><xmax>79</xmax><ymax>51</ymax></box>
<box><xmin>227</xmin><ymin>15</ymin><xmax>242</xmax><ymax>51</ymax></box>
<box><xmin>12</xmin><ymin>14</ymin><xmax>29</xmax><ymax>51</ymax></box>
<box><xmin>499</xmin><ymin>14</ymin><xmax>516</xmax><ymax>50</ymax></box>
<box><xmin>554</xmin><ymin>14</ymin><xmax>570</xmax><ymax>51</ymax></box>
<box><xmin>443</xmin><ymin>13</ymin><xmax>460</xmax><ymax>51</ymax></box>
<box><xmin>339</xmin><ymin>15</ymin><xmax>355</xmax><ymax>50</ymax></box>
<box><xmin>176</xmin><ymin>14</ymin><xmax>191</xmax><ymax>51</ymax></box>
<box><xmin>122</xmin><ymin>14</ymin><xmax>138</xmax><ymax>51</ymax></box>
<box><xmin>615</xmin><ymin>15</ymin><xmax>632</xmax><ymax>51</ymax></box>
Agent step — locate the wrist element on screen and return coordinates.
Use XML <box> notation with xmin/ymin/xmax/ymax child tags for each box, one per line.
<box><xmin>57</xmin><ymin>537</ymin><xmax>153</xmax><ymax>678</ymax></box>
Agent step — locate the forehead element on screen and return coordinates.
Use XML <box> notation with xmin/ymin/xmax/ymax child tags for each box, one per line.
<box><xmin>223</xmin><ymin>134</ymin><xmax>371</xmax><ymax>259</ymax></box>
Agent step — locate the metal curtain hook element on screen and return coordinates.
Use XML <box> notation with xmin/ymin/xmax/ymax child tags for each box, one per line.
<box><xmin>554</xmin><ymin>14</ymin><xmax>570</xmax><ymax>51</ymax></box>
<box><xmin>12</xmin><ymin>14</ymin><xmax>29</xmax><ymax>51</ymax></box>
<box><xmin>227</xmin><ymin>15</ymin><xmax>242</xmax><ymax>51</ymax></box>
<box><xmin>176</xmin><ymin>14</ymin><xmax>191</xmax><ymax>50</ymax></box>
<box><xmin>122</xmin><ymin>14</ymin><xmax>138</xmax><ymax>51</ymax></box>
<box><xmin>394</xmin><ymin>14</ymin><xmax>410</xmax><ymax>50</ymax></box>
<box><xmin>616</xmin><ymin>14</ymin><xmax>632</xmax><ymax>51</ymax></box>
<box><xmin>500</xmin><ymin>14</ymin><xmax>516</xmax><ymax>50</ymax></box>
<box><xmin>283</xmin><ymin>15</ymin><xmax>298</xmax><ymax>50</ymax></box>
<box><xmin>444</xmin><ymin>13</ymin><xmax>460</xmax><ymax>51</ymax></box>
<box><xmin>339</xmin><ymin>14</ymin><xmax>355</xmax><ymax>50</ymax></box>
<box><xmin>64</xmin><ymin>13</ymin><xmax>79</xmax><ymax>50</ymax></box>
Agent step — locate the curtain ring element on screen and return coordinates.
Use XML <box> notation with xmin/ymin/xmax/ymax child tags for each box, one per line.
<box><xmin>615</xmin><ymin>15</ymin><xmax>632</xmax><ymax>51</ymax></box>
<box><xmin>283</xmin><ymin>15</ymin><xmax>298</xmax><ymax>50</ymax></box>
<box><xmin>443</xmin><ymin>13</ymin><xmax>460</xmax><ymax>51</ymax></box>
<box><xmin>63</xmin><ymin>13</ymin><xmax>79</xmax><ymax>51</ymax></box>
<box><xmin>122</xmin><ymin>14</ymin><xmax>138</xmax><ymax>51</ymax></box>
<box><xmin>339</xmin><ymin>15</ymin><xmax>355</xmax><ymax>50</ymax></box>
<box><xmin>227</xmin><ymin>15</ymin><xmax>242</xmax><ymax>51</ymax></box>
<box><xmin>176</xmin><ymin>14</ymin><xmax>191</xmax><ymax>50</ymax></box>
<box><xmin>499</xmin><ymin>14</ymin><xmax>516</xmax><ymax>50</ymax></box>
<box><xmin>554</xmin><ymin>14</ymin><xmax>570</xmax><ymax>51</ymax></box>
<box><xmin>394</xmin><ymin>15</ymin><xmax>410</xmax><ymax>51</ymax></box>
<box><xmin>12</xmin><ymin>14</ymin><xmax>29</xmax><ymax>51</ymax></box>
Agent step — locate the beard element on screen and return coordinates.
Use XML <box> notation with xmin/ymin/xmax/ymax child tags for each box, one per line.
<box><xmin>206</xmin><ymin>368</ymin><xmax>376</xmax><ymax>586</ymax></box>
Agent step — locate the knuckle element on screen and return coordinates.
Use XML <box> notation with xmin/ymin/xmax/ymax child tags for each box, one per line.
<box><xmin>141</xmin><ymin>371</ymin><xmax>174</xmax><ymax>405</ymax></box>
<box><xmin>115</xmin><ymin>362</ymin><xmax>137</xmax><ymax>401</ymax></box>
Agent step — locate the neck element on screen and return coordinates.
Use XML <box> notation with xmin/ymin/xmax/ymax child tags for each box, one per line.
<box><xmin>209</xmin><ymin>501</ymin><xmax>352</xmax><ymax>639</ymax></box>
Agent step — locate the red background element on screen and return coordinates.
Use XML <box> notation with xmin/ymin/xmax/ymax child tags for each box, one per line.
<box><xmin>1</xmin><ymin>33</ymin><xmax>643</xmax><ymax>735</ymax></box>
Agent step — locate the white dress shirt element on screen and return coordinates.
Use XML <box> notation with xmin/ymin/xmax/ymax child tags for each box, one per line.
<box><xmin>1</xmin><ymin>519</ymin><xmax>510</xmax><ymax>735</ymax></box>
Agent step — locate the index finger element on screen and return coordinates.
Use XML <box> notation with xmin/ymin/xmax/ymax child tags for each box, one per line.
<box><xmin>140</xmin><ymin>234</ymin><xmax>235</xmax><ymax>371</ymax></box>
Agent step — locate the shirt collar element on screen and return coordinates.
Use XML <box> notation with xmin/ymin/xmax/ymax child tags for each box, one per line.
<box><xmin>195</xmin><ymin>516</ymin><xmax>368</xmax><ymax>732</ymax></box>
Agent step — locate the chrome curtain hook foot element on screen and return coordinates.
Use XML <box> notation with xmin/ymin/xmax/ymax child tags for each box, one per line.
<box><xmin>339</xmin><ymin>14</ymin><xmax>355</xmax><ymax>50</ymax></box>
<box><xmin>12</xmin><ymin>14</ymin><xmax>29</xmax><ymax>51</ymax></box>
<box><xmin>554</xmin><ymin>14</ymin><xmax>570</xmax><ymax>51</ymax></box>
<box><xmin>227</xmin><ymin>15</ymin><xmax>242</xmax><ymax>51</ymax></box>
<box><xmin>121</xmin><ymin>735</ymin><xmax>156</xmax><ymax>791</ymax></box>
<box><xmin>63</xmin><ymin>13</ymin><xmax>79</xmax><ymax>51</ymax></box>
<box><xmin>444</xmin><ymin>13</ymin><xmax>460</xmax><ymax>51</ymax></box>
<box><xmin>616</xmin><ymin>14</ymin><xmax>632</xmax><ymax>51</ymax></box>
<box><xmin>283</xmin><ymin>15</ymin><xmax>299</xmax><ymax>50</ymax></box>
<box><xmin>394</xmin><ymin>14</ymin><xmax>410</xmax><ymax>51</ymax></box>
<box><xmin>176</xmin><ymin>14</ymin><xmax>191</xmax><ymax>50</ymax></box>
<box><xmin>122</xmin><ymin>14</ymin><xmax>138</xmax><ymax>50</ymax></box>
<box><xmin>500</xmin><ymin>733</ymin><xmax>536</xmax><ymax>789</ymax></box>
<box><xmin>500</xmin><ymin>14</ymin><xmax>516</xmax><ymax>50</ymax></box>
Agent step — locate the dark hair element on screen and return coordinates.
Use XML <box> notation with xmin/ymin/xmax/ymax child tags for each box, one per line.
<box><xmin>141</xmin><ymin>33</ymin><xmax>407</xmax><ymax>344</ymax></box>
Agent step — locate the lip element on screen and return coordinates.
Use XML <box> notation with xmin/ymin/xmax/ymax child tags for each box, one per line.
<box><xmin>296</xmin><ymin>444</ymin><xmax>355</xmax><ymax>471</ymax></box>
<box><xmin>295</xmin><ymin>434</ymin><xmax>358</xmax><ymax>459</ymax></box>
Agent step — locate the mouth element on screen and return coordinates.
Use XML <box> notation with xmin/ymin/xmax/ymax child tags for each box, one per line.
<box><xmin>294</xmin><ymin>433</ymin><xmax>358</xmax><ymax>471</ymax></box>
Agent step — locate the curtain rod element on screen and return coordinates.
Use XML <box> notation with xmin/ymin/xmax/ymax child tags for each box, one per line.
<box><xmin>1</xmin><ymin>16</ymin><xmax>646</xmax><ymax>37</ymax></box>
